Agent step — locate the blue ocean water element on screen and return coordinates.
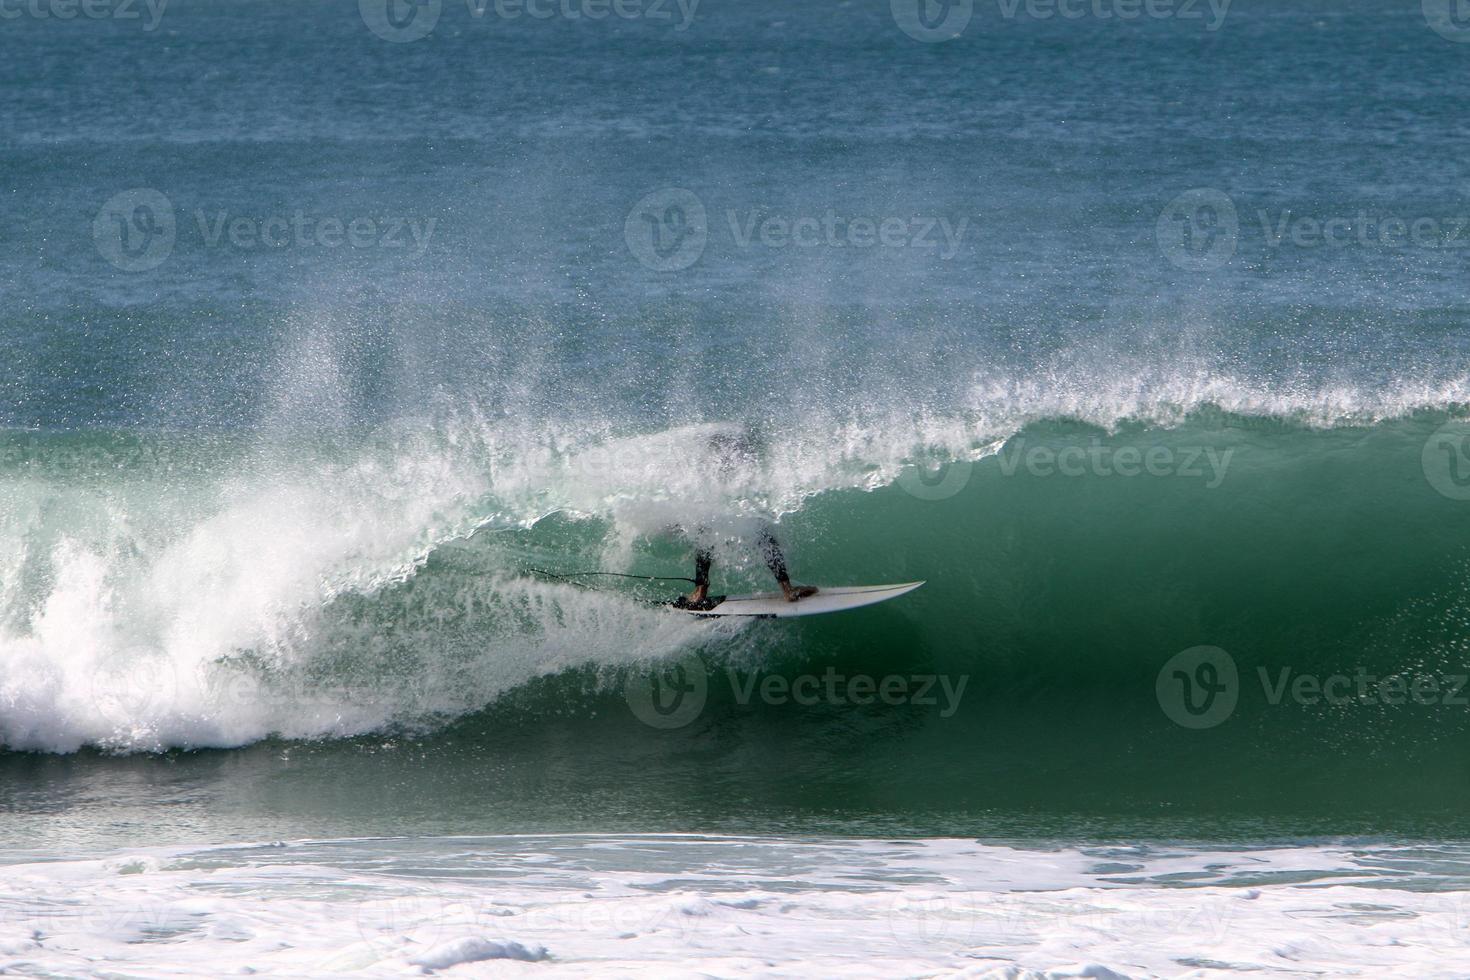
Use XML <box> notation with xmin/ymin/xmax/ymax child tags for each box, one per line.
<box><xmin>2</xmin><ymin>0</ymin><xmax>1470</xmax><ymax>850</ymax></box>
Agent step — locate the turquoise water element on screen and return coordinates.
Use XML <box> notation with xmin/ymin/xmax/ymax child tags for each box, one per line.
<box><xmin>3</xmin><ymin>0</ymin><xmax>1470</xmax><ymax>852</ymax></box>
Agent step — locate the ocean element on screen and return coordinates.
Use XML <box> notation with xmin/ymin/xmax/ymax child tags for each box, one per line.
<box><xmin>3</xmin><ymin>0</ymin><xmax>1470</xmax><ymax>974</ymax></box>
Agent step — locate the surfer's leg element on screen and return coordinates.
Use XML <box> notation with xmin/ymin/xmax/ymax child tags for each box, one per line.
<box><xmin>678</xmin><ymin>523</ymin><xmax>713</xmax><ymax>604</ymax></box>
<box><xmin>758</xmin><ymin>528</ymin><xmax>789</xmax><ymax>582</ymax></box>
<box><xmin>687</xmin><ymin>547</ymin><xmax>712</xmax><ymax>604</ymax></box>
<box><xmin>759</xmin><ymin>529</ymin><xmax>817</xmax><ymax>601</ymax></box>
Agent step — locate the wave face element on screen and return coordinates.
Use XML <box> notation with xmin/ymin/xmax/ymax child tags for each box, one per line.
<box><xmin>4</xmin><ymin>393</ymin><xmax>1470</xmax><ymax>833</ymax></box>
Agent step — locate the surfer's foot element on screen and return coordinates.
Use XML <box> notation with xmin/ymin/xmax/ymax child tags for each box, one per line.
<box><xmin>781</xmin><ymin>583</ymin><xmax>818</xmax><ymax>602</ymax></box>
<box><xmin>686</xmin><ymin>584</ymin><xmax>708</xmax><ymax>605</ymax></box>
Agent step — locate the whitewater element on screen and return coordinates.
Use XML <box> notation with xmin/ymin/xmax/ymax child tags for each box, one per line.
<box><xmin>7</xmin><ymin>836</ymin><xmax>1470</xmax><ymax>978</ymax></box>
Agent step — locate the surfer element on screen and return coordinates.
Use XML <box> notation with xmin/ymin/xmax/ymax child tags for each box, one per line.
<box><xmin>679</xmin><ymin>529</ymin><xmax>818</xmax><ymax>610</ymax></box>
<box><xmin>675</xmin><ymin>426</ymin><xmax>818</xmax><ymax>610</ymax></box>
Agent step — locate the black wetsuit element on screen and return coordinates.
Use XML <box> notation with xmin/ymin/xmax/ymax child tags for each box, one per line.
<box><xmin>692</xmin><ymin>527</ymin><xmax>790</xmax><ymax>591</ymax></box>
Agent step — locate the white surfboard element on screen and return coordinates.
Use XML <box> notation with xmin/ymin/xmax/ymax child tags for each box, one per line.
<box><xmin>676</xmin><ymin>582</ymin><xmax>924</xmax><ymax>618</ymax></box>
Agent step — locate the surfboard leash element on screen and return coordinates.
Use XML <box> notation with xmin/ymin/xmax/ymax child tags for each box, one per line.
<box><xmin>523</xmin><ymin>567</ymin><xmax>699</xmax><ymax>585</ymax></box>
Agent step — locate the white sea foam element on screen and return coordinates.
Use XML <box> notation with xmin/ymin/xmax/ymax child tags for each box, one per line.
<box><xmin>2</xmin><ymin>835</ymin><xmax>1468</xmax><ymax>978</ymax></box>
<box><xmin>0</xmin><ymin>419</ymin><xmax>727</xmax><ymax>754</ymax></box>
